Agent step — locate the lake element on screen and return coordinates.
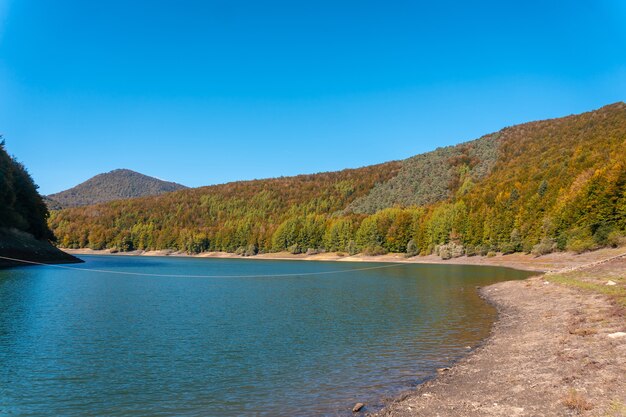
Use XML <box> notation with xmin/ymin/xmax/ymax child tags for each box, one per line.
<box><xmin>0</xmin><ymin>255</ymin><xmax>533</xmax><ymax>416</ymax></box>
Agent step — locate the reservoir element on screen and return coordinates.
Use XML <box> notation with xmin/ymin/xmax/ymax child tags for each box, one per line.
<box><xmin>0</xmin><ymin>255</ymin><xmax>533</xmax><ymax>416</ymax></box>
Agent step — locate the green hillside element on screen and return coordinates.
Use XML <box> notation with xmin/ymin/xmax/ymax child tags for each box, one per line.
<box><xmin>0</xmin><ymin>140</ymin><xmax>80</xmax><ymax>266</ymax></box>
<box><xmin>349</xmin><ymin>132</ymin><xmax>500</xmax><ymax>213</ymax></box>
<box><xmin>49</xmin><ymin>103</ymin><xmax>626</xmax><ymax>257</ymax></box>
<box><xmin>0</xmin><ymin>140</ymin><xmax>53</xmax><ymax>240</ymax></box>
<box><xmin>49</xmin><ymin>162</ymin><xmax>402</xmax><ymax>253</ymax></box>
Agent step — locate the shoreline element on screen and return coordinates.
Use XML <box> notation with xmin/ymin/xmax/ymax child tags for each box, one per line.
<box><xmin>61</xmin><ymin>246</ymin><xmax>626</xmax><ymax>415</ymax></box>
<box><xmin>62</xmin><ymin>246</ymin><xmax>626</xmax><ymax>273</ymax></box>
<box><xmin>371</xmin><ymin>253</ymin><xmax>626</xmax><ymax>416</ymax></box>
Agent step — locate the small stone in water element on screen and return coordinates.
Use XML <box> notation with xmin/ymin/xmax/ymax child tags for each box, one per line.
<box><xmin>352</xmin><ymin>402</ymin><xmax>364</xmax><ymax>412</ymax></box>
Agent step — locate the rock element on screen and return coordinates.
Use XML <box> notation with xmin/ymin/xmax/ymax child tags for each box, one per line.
<box><xmin>608</xmin><ymin>332</ymin><xmax>626</xmax><ymax>339</ymax></box>
<box><xmin>352</xmin><ymin>403</ymin><xmax>364</xmax><ymax>412</ymax></box>
<box><xmin>437</xmin><ymin>367</ymin><xmax>451</xmax><ymax>373</ymax></box>
<box><xmin>606</xmin><ymin>280</ymin><xmax>617</xmax><ymax>286</ymax></box>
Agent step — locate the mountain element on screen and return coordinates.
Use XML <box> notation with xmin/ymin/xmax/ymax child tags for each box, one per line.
<box><xmin>46</xmin><ymin>169</ymin><xmax>187</xmax><ymax>209</ymax></box>
<box><xmin>49</xmin><ymin>103</ymin><xmax>626</xmax><ymax>257</ymax></box>
<box><xmin>0</xmin><ymin>141</ymin><xmax>80</xmax><ymax>267</ymax></box>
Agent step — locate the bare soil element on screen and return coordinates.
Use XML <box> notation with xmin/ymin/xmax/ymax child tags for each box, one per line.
<box><xmin>371</xmin><ymin>257</ymin><xmax>626</xmax><ymax>417</ymax></box>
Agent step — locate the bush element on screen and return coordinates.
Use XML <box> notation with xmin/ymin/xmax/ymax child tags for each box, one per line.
<box><xmin>244</xmin><ymin>244</ymin><xmax>258</xmax><ymax>257</ymax></box>
<box><xmin>406</xmin><ymin>239</ymin><xmax>419</xmax><ymax>257</ymax></box>
<box><xmin>592</xmin><ymin>223</ymin><xmax>613</xmax><ymax>245</ymax></box>
<box><xmin>500</xmin><ymin>242</ymin><xmax>517</xmax><ymax>255</ymax></box>
<box><xmin>305</xmin><ymin>248</ymin><xmax>319</xmax><ymax>255</ymax></box>
<box><xmin>607</xmin><ymin>230</ymin><xmax>626</xmax><ymax>248</ymax></box>
<box><xmin>362</xmin><ymin>245</ymin><xmax>387</xmax><ymax>256</ymax></box>
<box><xmin>464</xmin><ymin>245</ymin><xmax>477</xmax><ymax>256</ymax></box>
<box><xmin>565</xmin><ymin>228</ymin><xmax>596</xmax><ymax>254</ymax></box>
<box><xmin>531</xmin><ymin>237</ymin><xmax>557</xmax><ymax>256</ymax></box>
<box><xmin>436</xmin><ymin>242</ymin><xmax>464</xmax><ymax>260</ymax></box>
<box><xmin>347</xmin><ymin>240</ymin><xmax>358</xmax><ymax>255</ymax></box>
<box><xmin>476</xmin><ymin>245</ymin><xmax>490</xmax><ymax>256</ymax></box>
<box><xmin>486</xmin><ymin>251</ymin><xmax>497</xmax><ymax>257</ymax></box>
<box><xmin>288</xmin><ymin>244</ymin><xmax>301</xmax><ymax>254</ymax></box>
<box><xmin>566</xmin><ymin>236</ymin><xmax>596</xmax><ymax>254</ymax></box>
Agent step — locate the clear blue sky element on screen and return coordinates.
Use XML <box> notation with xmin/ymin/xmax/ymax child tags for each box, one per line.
<box><xmin>1</xmin><ymin>0</ymin><xmax>625</xmax><ymax>194</ymax></box>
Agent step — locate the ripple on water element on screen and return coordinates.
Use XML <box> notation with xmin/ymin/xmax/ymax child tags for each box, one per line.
<box><xmin>0</xmin><ymin>256</ymin><xmax>533</xmax><ymax>416</ymax></box>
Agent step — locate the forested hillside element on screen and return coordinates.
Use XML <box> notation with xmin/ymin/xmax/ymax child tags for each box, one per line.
<box><xmin>349</xmin><ymin>132</ymin><xmax>500</xmax><ymax>213</ymax></box>
<box><xmin>0</xmin><ymin>140</ymin><xmax>53</xmax><ymax>240</ymax></box>
<box><xmin>49</xmin><ymin>103</ymin><xmax>626</xmax><ymax>257</ymax></box>
<box><xmin>49</xmin><ymin>162</ymin><xmax>403</xmax><ymax>253</ymax></box>
<box><xmin>0</xmin><ymin>140</ymin><xmax>80</xmax><ymax>266</ymax></box>
<box><xmin>46</xmin><ymin>169</ymin><xmax>187</xmax><ymax>208</ymax></box>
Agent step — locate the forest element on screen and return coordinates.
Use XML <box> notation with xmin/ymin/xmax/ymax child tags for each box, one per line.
<box><xmin>48</xmin><ymin>103</ymin><xmax>626</xmax><ymax>257</ymax></box>
<box><xmin>0</xmin><ymin>139</ymin><xmax>54</xmax><ymax>241</ymax></box>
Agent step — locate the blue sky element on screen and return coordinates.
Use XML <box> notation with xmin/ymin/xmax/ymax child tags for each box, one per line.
<box><xmin>1</xmin><ymin>1</ymin><xmax>625</xmax><ymax>194</ymax></box>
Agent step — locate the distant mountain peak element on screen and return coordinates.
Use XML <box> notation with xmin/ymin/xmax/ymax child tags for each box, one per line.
<box><xmin>46</xmin><ymin>169</ymin><xmax>187</xmax><ymax>209</ymax></box>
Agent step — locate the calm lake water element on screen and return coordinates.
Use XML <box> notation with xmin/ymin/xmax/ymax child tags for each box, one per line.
<box><xmin>0</xmin><ymin>256</ymin><xmax>532</xmax><ymax>416</ymax></box>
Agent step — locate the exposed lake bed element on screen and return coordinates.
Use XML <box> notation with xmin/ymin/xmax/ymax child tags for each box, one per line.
<box><xmin>0</xmin><ymin>256</ymin><xmax>534</xmax><ymax>416</ymax></box>
<box><xmin>374</xmin><ymin>255</ymin><xmax>626</xmax><ymax>417</ymax></box>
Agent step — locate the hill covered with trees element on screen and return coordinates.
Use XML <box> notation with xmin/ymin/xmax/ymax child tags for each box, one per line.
<box><xmin>0</xmin><ymin>140</ymin><xmax>79</xmax><ymax>266</ymax></box>
<box><xmin>46</xmin><ymin>169</ymin><xmax>187</xmax><ymax>208</ymax></box>
<box><xmin>49</xmin><ymin>103</ymin><xmax>626</xmax><ymax>258</ymax></box>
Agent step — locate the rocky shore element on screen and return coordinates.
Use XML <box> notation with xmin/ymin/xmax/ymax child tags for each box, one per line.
<box><xmin>371</xmin><ymin>255</ymin><xmax>626</xmax><ymax>416</ymax></box>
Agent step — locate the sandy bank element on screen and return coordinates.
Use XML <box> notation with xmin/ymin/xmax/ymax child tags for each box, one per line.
<box><xmin>62</xmin><ymin>246</ymin><xmax>626</xmax><ymax>273</ymax></box>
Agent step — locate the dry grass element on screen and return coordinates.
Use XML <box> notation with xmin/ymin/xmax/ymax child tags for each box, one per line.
<box><xmin>568</xmin><ymin>326</ymin><xmax>598</xmax><ymax>337</ymax></box>
<box><xmin>608</xmin><ymin>400</ymin><xmax>626</xmax><ymax>416</ymax></box>
<box><xmin>562</xmin><ymin>390</ymin><xmax>594</xmax><ymax>413</ymax></box>
<box><xmin>547</xmin><ymin>259</ymin><xmax>626</xmax><ymax>308</ymax></box>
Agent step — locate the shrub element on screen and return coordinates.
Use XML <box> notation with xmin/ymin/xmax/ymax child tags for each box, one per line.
<box><xmin>244</xmin><ymin>244</ymin><xmax>258</xmax><ymax>257</ymax></box>
<box><xmin>362</xmin><ymin>245</ymin><xmax>387</xmax><ymax>256</ymax></box>
<box><xmin>437</xmin><ymin>242</ymin><xmax>464</xmax><ymax>260</ymax></box>
<box><xmin>288</xmin><ymin>244</ymin><xmax>301</xmax><ymax>254</ymax></box>
<box><xmin>566</xmin><ymin>237</ymin><xmax>595</xmax><ymax>254</ymax></box>
<box><xmin>592</xmin><ymin>223</ymin><xmax>614</xmax><ymax>245</ymax></box>
<box><xmin>347</xmin><ymin>240</ymin><xmax>358</xmax><ymax>255</ymax></box>
<box><xmin>464</xmin><ymin>245</ymin><xmax>477</xmax><ymax>256</ymax></box>
<box><xmin>305</xmin><ymin>248</ymin><xmax>318</xmax><ymax>255</ymax></box>
<box><xmin>477</xmin><ymin>245</ymin><xmax>490</xmax><ymax>256</ymax></box>
<box><xmin>565</xmin><ymin>228</ymin><xmax>596</xmax><ymax>254</ymax></box>
<box><xmin>486</xmin><ymin>251</ymin><xmax>496</xmax><ymax>258</ymax></box>
<box><xmin>562</xmin><ymin>390</ymin><xmax>593</xmax><ymax>412</ymax></box>
<box><xmin>607</xmin><ymin>230</ymin><xmax>626</xmax><ymax>248</ymax></box>
<box><xmin>406</xmin><ymin>239</ymin><xmax>419</xmax><ymax>257</ymax></box>
<box><xmin>500</xmin><ymin>242</ymin><xmax>517</xmax><ymax>255</ymax></box>
<box><xmin>532</xmin><ymin>237</ymin><xmax>557</xmax><ymax>256</ymax></box>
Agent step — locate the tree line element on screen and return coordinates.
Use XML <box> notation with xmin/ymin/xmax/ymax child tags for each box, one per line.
<box><xmin>49</xmin><ymin>103</ymin><xmax>626</xmax><ymax>257</ymax></box>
